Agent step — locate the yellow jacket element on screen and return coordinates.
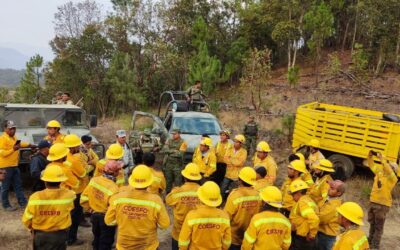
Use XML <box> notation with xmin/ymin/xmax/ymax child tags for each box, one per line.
<box><xmin>105</xmin><ymin>187</ymin><xmax>170</xmax><ymax>250</ymax></box>
<box><xmin>22</xmin><ymin>188</ymin><xmax>75</xmax><ymax>231</ymax></box>
<box><xmin>51</xmin><ymin>161</ymin><xmax>80</xmax><ymax>192</ymax></box>
<box><xmin>318</xmin><ymin>198</ymin><xmax>342</xmax><ymax>236</ymax></box>
<box><xmin>308</xmin><ymin>174</ymin><xmax>333</xmax><ymax>207</ymax></box>
<box><xmin>80</xmin><ymin>176</ymin><xmax>119</xmax><ymax>213</ymax></box>
<box><xmin>253</xmin><ymin>154</ymin><xmax>277</xmax><ymax>185</ymax></box>
<box><xmin>80</xmin><ymin>148</ymin><xmax>99</xmax><ymax>173</ymax></box>
<box><xmin>332</xmin><ymin>227</ymin><xmax>369</xmax><ymax>250</ymax></box>
<box><xmin>253</xmin><ymin>178</ymin><xmax>270</xmax><ymax>192</ymax></box>
<box><xmin>224</xmin><ymin>186</ymin><xmax>262</xmax><ymax>245</ymax></box>
<box><xmin>147</xmin><ymin>168</ymin><xmax>166</xmax><ymax>195</ymax></box>
<box><xmin>281</xmin><ymin>177</ymin><xmax>301</xmax><ymax>211</ymax></box>
<box><xmin>66</xmin><ymin>152</ymin><xmax>87</xmax><ymax>194</ymax></box>
<box><xmin>192</xmin><ymin>150</ymin><xmax>217</xmax><ymax>177</ymax></box>
<box><xmin>0</xmin><ymin>132</ymin><xmax>29</xmax><ymax>168</ymax></box>
<box><xmin>44</xmin><ymin>133</ymin><xmax>65</xmax><ymax>144</ymax></box>
<box><xmin>289</xmin><ymin>195</ymin><xmax>319</xmax><ymax>237</ymax></box>
<box><xmin>368</xmin><ymin>157</ymin><xmax>398</xmax><ymax>207</ymax></box>
<box><xmin>215</xmin><ymin>141</ymin><xmax>233</xmax><ymax>163</ymax></box>
<box><xmin>301</xmin><ymin>171</ymin><xmax>314</xmax><ymax>186</ymax></box>
<box><xmin>179</xmin><ymin>205</ymin><xmax>231</xmax><ymax>250</ymax></box>
<box><xmin>308</xmin><ymin>151</ymin><xmax>325</xmax><ymax>169</ymax></box>
<box><xmin>94</xmin><ymin>159</ymin><xmax>125</xmax><ymax>187</ymax></box>
<box><xmin>242</xmin><ymin>210</ymin><xmax>291</xmax><ymax>250</ymax></box>
<box><xmin>224</xmin><ymin>147</ymin><xmax>247</xmax><ymax>180</ymax></box>
<box><xmin>166</xmin><ymin>182</ymin><xmax>200</xmax><ymax>240</ymax></box>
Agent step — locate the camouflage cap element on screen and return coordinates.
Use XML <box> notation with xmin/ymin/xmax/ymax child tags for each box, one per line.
<box><xmin>143</xmin><ymin>128</ymin><xmax>151</xmax><ymax>135</ymax></box>
<box><xmin>172</xmin><ymin>128</ymin><xmax>181</xmax><ymax>134</ymax></box>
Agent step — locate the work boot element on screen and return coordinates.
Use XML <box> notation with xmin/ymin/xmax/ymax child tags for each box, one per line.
<box><xmin>3</xmin><ymin>206</ymin><xmax>17</xmax><ymax>212</ymax></box>
<box><xmin>67</xmin><ymin>239</ymin><xmax>84</xmax><ymax>246</ymax></box>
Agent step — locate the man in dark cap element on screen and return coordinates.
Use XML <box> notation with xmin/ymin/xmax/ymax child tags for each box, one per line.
<box><xmin>80</xmin><ymin>135</ymin><xmax>99</xmax><ymax>174</ymax></box>
<box><xmin>30</xmin><ymin>140</ymin><xmax>51</xmax><ymax>191</ymax></box>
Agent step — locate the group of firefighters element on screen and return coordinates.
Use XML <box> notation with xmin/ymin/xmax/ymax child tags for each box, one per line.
<box><xmin>0</xmin><ymin>117</ymin><xmax>398</xmax><ymax>250</ymax></box>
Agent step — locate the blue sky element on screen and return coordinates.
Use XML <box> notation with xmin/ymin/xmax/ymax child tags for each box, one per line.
<box><xmin>0</xmin><ymin>0</ymin><xmax>112</xmax><ymax>62</ymax></box>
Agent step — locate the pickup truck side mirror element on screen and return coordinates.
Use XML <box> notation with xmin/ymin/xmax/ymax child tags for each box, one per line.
<box><xmin>90</xmin><ymin>115</ymin><xmax>97</xmax><ymax>128</ymax></box>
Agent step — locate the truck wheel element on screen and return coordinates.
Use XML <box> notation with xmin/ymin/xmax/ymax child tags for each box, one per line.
<box><xmin>328</xmin><ymin>154</ymin><xmax>354</xmax><ymax>180</ymax></box>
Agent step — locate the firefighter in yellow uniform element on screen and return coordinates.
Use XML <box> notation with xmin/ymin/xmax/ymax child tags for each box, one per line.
<box><xmin>166</xmin><ymin>163</ymin><xmax>201</xmax><ymax>250</ymax></box>
<box><xmin>192</xmin><ymin>137</ymin><xmax>217</xmax><ymax>179</ymax></box>
<box><xmin>221</xmin><ymin>134</ymin><xmax>247</xmax><ymax>198</ymax></box>
<box><xmin>253</xmin><ymin>167</ymin><xmax>270</xmax><ymax>192</ymax></box>
<box><xmin>105</xmin><ymin>165</ymin><xmax>170</xmax><ymax>249</ymax></box>
<box><xmin>281</xmin><ymin>160</ymin><xmax>311</xmax><ymax>215</ymax></box>
<box><xmin>308</xmin><ymin>159</ymin><xmax>334</xmax><ymax>207</ymax></box>
<box><xmin>144</xmin><ymin>152</ymin><xmax>166</xmax><ymax>196</ymax></box>
<box><xmin>333</xmin><ymin>202</ymin><xmax>369</xmax><ymax>250</ymax></box>
<box><xmin>305</xmin><ymin>139</ymin><xmax>325</xmax><ymax>171</ymax></box>
<box><xmin>80</xmin><ymin>160</ymin><xmax>121</xmax><ymax>250</ymax></box>
<box><xmin>22</xmin><ymin>164</ymin><xmax>75</xmax><ymax>250</ymax></box>
<box><xmin>317</xmin><ymin>180</ymin><xmax>345</xmax><ymax>250</ymax></box>
<box><xmin>63</xmin><ymin>134</ymin><xmax>89</xmax><ymax>245</ymax></box>
<box><xmin>366</xmin><ymin>151</ymin><xmax>398</xmax><ymax>249</ymax></box>
<box><xmin>252</xmin><ymin>141</ymin><xmax>277</xmax><ymax>185</ymax></box>
<box><xmin>288</xmin><ymin>153</ymin><xmax>314</xmax><ymax>186</ymax></box>
<box><xmin>224</xmin><ymin>167</ymin><xmax>261</xmax><ymax>249</ymax></box>
<box><xmin>289</xmin><ymin>179</ymin><xmax>319</xmax><ymax>249</ymax></box>
<box><xmin>94</xmin><ymin>143</ymin><xmax>126</xmax><ymax>186</ymax></box>
<box><xmin>44</xmin><ymin>120</ymin><xmax>65</xmax><ymax>144</ymax></box>
<box><xmin>179</xmin><ymin>181</ymin><xmax>231</xmax><ymax>249</ymax></box>
<box><xmin>242</xmin><ymin>186</ymin><xmax>291</xmax><ymax>250</ymax></box>
<box><xmin>213</xmin><ymin>130</ymin><xmax>233</xmax><ymax>185</ymax></box>
<box><xmin>80</xmin><ymin>135</ymin><xmax>99</xmax><ymax>173</ymax></box>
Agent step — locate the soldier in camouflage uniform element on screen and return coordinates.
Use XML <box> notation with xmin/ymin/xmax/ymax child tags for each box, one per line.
<box><xmin>162</xmin><ymin>129</ymin><xmax>187</xmax><ymax>193</ymax></box>
<box><xmin>243</xmin><ymin>115</ymin><xmax>258</xmax><ymax>157</ymax></box>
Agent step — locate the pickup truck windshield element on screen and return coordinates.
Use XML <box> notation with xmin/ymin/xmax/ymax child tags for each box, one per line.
<box><xmin>4</xmin><ymin>108</ymin><xmax>86</xmax><ymax>128</ymax></box>
<box><xmin>171</xmin><ymin>117</ymin><xmax>221</xmax><ymax>135</ymax></box>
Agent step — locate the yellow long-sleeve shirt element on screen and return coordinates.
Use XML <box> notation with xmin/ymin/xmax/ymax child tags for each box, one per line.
<box><xmin>66</xmin><ymin>152</ymin><xmax>87</xmax><ymax>194</ymax></box>
<box><xmin>308</xmin><ymin>151</ymin><xmax>325</xmax><ymax>169</ymax></box>
<box><xmin>242</xmin><ymin>210</ymin><xmax>291</xmax><ymax>250</ymax></box>
<box><xmin>224</xmin><ymin>186</ymin><xmax>262</xmax><ymax>245</ymax></box>
<box><xmin>80</xmin><ymin>176</ymin><xmax>119</xmax><ymax>213</ymax></box>
<box><xmin>308</xmin><ymin>174</ymin><xmax>333</xmax><ymax>207</ymax></box>
<box><xmin>51</xmin><ymin>161</ymin><xmax>80</xmax><ymax>192</ymax></box>
<box><xmin>179</xmin><ymin>205</ymin><xmax>231</xmax><ymax>250</ymax></box>
<box><xmin>105</xmin><ymin>187</ymin><xmax>170</xmax><ymax>250</ymax></box>
<box><xmin>192</xmin><ymin>150</ymin><xmax>217</xmax><ymax>177</ymax></box>
<box><xmin>215</xmin><ymin>141</ymin><xmax>233</xmax><ymax>163</ymax></box>
<box><xmin>80</xmin><ymin>148</ymin><xmax>99</xmax><ymax>173</ymax></box>
<box><xmin>318</xmin><ymin>198</ymin><xmax>342</xmax><ymax>236</ymax></box>
<box><xmin>281</xmin><ymin>177</ymin><xmax>301</xmax><ymax>211</ymax></box>
<box><xmin>166</xmin><ymin>182</ymin><xmax>200</xmax><ymax>240</ymax></box>
<box><xmin>22</xmin><ymin>188</ymin><xmax>75</xmax><ymax>231</ymax></box>
<box><xmin>224</xmin><ymin>147</ymin><xmax>247</xmax><ymax>180</ymax></box>
<box><xmin>44</xmin><ymin>133</ymin><xmax>65</xmax><ymax>144</ymax></box>
<box><xmin>289</xmin><ymin>195</ymin><xmax>319</xmax><ymax>237</ymax></box>
<box><xmin>253</xmin><ymin>178</ymin><xmax>270</xmax><ymax>192</ymax></box>
<box><xmin>332</xmin><ymin>227</ymin><xmax>369</xmax><ymax>250</ymax></box>
<box><xmin>368</xmin><ymin>157</ymin><xmax>398</xmax><ymax>207</ymax></box>
<box><xmin>147</xmin><ymin>168</ymin><xmax>166</xmax><ymax>195</ymax></box>
<box><xmin>0</xmin><ymin>132</ymin><xmax>29</xmax><ymax>168</ymax></box>
<box><xmin>94</xmin><ymin>159</ymin><xmax>125</xmax><ymax>187</ymax></box>
<box><xmin>253</xmin><ymin>154</ymin><xmax>277</xmax><ymax>185</ymax></box>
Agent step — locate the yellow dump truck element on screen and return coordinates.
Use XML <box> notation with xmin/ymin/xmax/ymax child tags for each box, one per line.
<box><xmin>292</xmin><ymin>102</ymin><xmax>400</xmax><ymax>179</ymax></box>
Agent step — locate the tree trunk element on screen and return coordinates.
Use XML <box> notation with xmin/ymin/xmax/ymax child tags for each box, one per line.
<box><xmin>396</xmin><ymin>23</ymin><xmax>400</xmax><ymax>71</ymax></box>
<box><xmin>374</xmin><ymin>45</ymin><xmax>384</xmax><ymax>77</ymax></box>
<box><xmin>351</xmin><ymin>0</ymin><xmax>359</xmax><ymax>55</ymax></box>
<box><xmin>341</xmin><ymin>20</ymin><xmax>350</xmax><ymax>51</ymax></box>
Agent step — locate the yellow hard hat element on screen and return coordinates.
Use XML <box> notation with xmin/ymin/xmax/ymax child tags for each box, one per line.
<box><xmin>200</xmin><ymin>137</ymin><xmax>213</xmax><ymax>147</ymax></box>
<box><xmin>106</xmin><ymin>143</ymin><xmax>124</xmax><ymax>160</ymax></box>
<box><xmin>181</xmin><ymin>163</ymin><xmax>202</xmax><ymax>181</ymax></box>
<box><xmin>256</xmin><ymin>141</ymin><xmax>271</xmax><ymax>152</ymax></box>
<box><xmin>47</xmin><ymin>120</ymin><xmax>61</xmax><ymax>128</ymax></box>
<box><xmin>289</xmin><ymin>179</ymin><xmax>309</xmax><ymax>193</ymax></box>
<box><xmin>219</xmin><ymin>129</ymin><xmax>231</xmax><ymax>136</ymax></box>
<box><xmin>41</xmin><ymin>163</ymin><xmax>67</xmax><ymax>182</ymax></box>
<box><xmin>128</xmin><ymin>164</ymin><xmax>153</xmax><ymax>188</ymax></box>
<box><xmin>47</xmin><ymin>143</ymin><xmax>69</xmax><ymax>161</ymax></box>
<box><xmin>234</xmin><ymin>134</ymin><xmax>245</xmax><ymax>144</ymax></box>
<box><xmin>295</xmin><ymin>152</ymin><xmax>305</xmax><ymax>162</ymax></box>
<box><xmin>197</xmin><ymin>181</ymin><xmax>222</xmax><ymax>207</ymax></box>
<box><xmin>315</xmin><ymin>159</ymin><xmax>335</xmax><ymax>172</ymax></box>
<box><xmin>260</xmin><ymin>186</ymin><xmax>283</xmax><ymax>208</ymax></box>
<box><xmin>336</xmin><ymin>202</ymin><xmax>364</xmax><ymax>225</ymax></box>
<box><xmin>238</xmin><ymin>166</ymin><xmax>257</xmax><ymax>185</ymax></box>
<box><xmin>308</xmin><ymin>139</ymin><xmax>320</xmax><ymax>148</ymax></box>
<box><xmin>288</xmin><ymin>160</ymin><xmax>307</xmax><ymax>173</ymax></box>
<box><xmin>64</xmin><ymin>134</ymin><xmax>82</xmax><ymax>148</ymax></box>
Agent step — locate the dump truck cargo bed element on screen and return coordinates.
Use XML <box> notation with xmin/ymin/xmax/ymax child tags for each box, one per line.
<box><xmin>292</xmin><ymin>102</ymin><xmax>400</xmax><ymax>162</ymax></box>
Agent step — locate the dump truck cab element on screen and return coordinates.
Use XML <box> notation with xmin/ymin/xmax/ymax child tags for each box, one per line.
<box><xmin>130</xmin><ymin>91</ymin><xmax>223</xmax><ymax>163</ymax></box>
<box><xmin>293</xmin><ymin>102</ymin><xmax>400</xmax><ymax>180</ymax></box>
<box><xmin>0</xmin><ymin>103</ymin><xmax>104</xmax><ymax>175</ymax></box>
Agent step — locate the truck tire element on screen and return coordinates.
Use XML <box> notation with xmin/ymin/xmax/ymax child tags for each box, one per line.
<box><xmin>328</xmin><ymin>154</ymin><xmax>355</xmax><ymax>180</ymax></box>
